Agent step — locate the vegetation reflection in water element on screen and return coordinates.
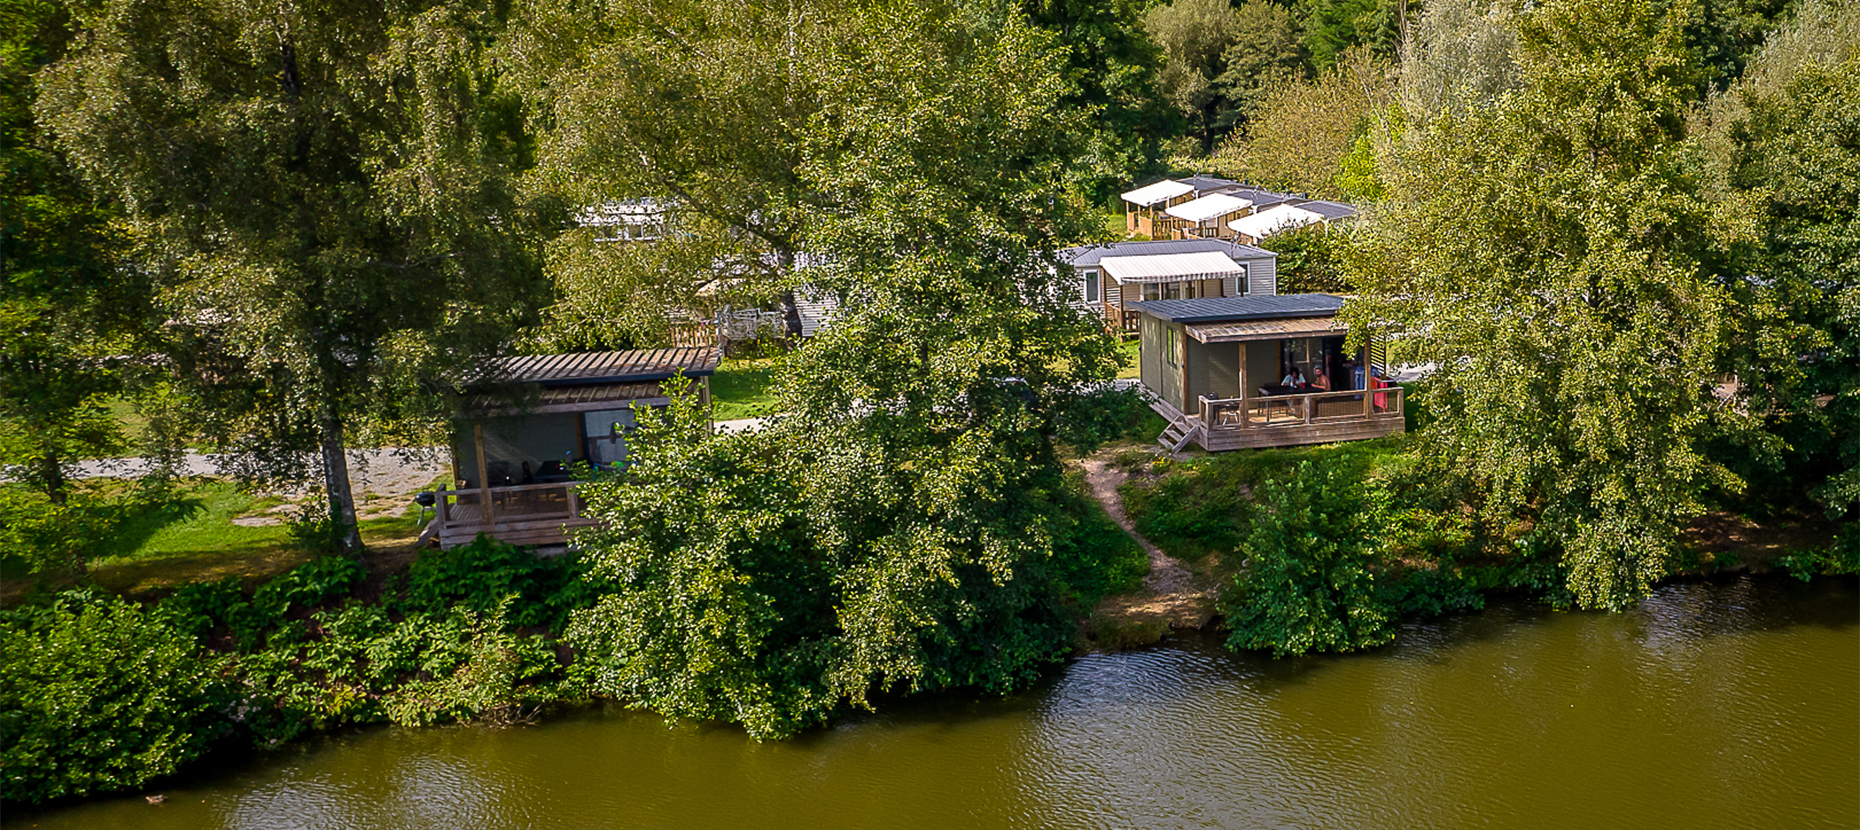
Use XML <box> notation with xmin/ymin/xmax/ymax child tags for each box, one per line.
<box><xmin>20</xmin><ymin>576</ymin><xmax>1856</xmax><ymax>830</ymax></box>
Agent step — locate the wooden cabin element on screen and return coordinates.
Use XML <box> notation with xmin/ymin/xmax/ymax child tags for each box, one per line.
<box><xmin>1162</xmin><ymin>193</ymin><xmax>1256</xmax><ymax>241</ymax></box>
<box><xmin>1133</xmin><ymin>295</ymin><xmax>1404</xmax><ymax>452</ymax></box>
<box><xmin>429</xmin><ymin>348</ymin><xmax>720</xmax><ymax>549</ymax></box>
<box><xmin>1061</xmin><ymin>239</ymin><xmax>1279</xmax><ymax>335</ymax></box>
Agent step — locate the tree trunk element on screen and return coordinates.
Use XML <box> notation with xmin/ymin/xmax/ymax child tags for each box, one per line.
<box><xmin>320</xmin><ymin>412</ymin><xmax>364</xmax><ymax>554</ymax></box>
<box><xmin>777</xmin><ymin>249</ymin><xmax>803</xmax><ymax>338</ymax></box>
<box><xmin>37</xmin><ymin>448</ymin><xmax>67</xmax><ymax>506</ymax></box>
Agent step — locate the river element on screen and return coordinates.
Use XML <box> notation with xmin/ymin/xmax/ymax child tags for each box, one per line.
<box><xmin>14</xmin><ymin>575</ymin><xmax>1857</xmax><ymax>829</ymax></box>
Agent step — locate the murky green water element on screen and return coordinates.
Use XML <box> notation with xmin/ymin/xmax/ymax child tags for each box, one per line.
<box><xmin>15</xmin><ymin>576</ymin><xmax>1858</xmax><ymax>829</ymax></box>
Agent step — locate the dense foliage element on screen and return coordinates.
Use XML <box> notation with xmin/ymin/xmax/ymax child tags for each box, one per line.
<box><xmin>35</xmin><ymin>0</ymin><xmax>550</xmax><ymax>551</ymax></box>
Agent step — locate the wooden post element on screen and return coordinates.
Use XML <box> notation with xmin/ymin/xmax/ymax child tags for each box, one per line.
<box><xmin>1362</xmin><ymin>339</ymin><xmax>1374</xmax><ymax>419</ymax></box>
<box><xmin>474</xmin><ymin>422</ymin><xmax>494</xmax><ymax>528</ymax></box>
<box><xmin>437</xmin><ymin>484</ymin><xmax>449</xmax><ymax>527</ymax></box>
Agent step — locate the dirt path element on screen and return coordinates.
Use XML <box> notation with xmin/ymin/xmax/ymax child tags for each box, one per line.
<box><xmin>1080</xmin><ymin>455</ymin><xmax>1217</xmax><ymax>639</ymax></box>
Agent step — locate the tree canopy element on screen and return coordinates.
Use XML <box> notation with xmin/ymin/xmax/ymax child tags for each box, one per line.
<box><xmin>36</xmin><ymin>0</ymin><xmax>549</xmax><ymax>550</ymax></box>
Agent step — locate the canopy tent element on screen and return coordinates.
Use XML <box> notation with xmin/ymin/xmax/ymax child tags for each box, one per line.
<box><xmin>1119</xmin><ymin>179</ymin><xmax>1194</xmax><ymax>206</ymax></box>
<box><xmin>1099</xmin><ymin>251</ymin><xmax>1246</xmax><ymax>284</ymax></box>
<box><xmin>1229</xmin><ymin>204</ymin><xmax>1325</xmax><ymax>240</ymax></box>
<box><xmin>1164</xmin><ymin>193</ymin><xmax>1253</xmax><ymax>223</ymax></box>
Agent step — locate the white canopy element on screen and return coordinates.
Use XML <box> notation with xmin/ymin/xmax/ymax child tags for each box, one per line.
<box><xmin>1165</xmin><ymin>193</ymin><xmax>1253</xmax><ymax>223</ymax></box>
<box><xmin>1099</xmin><ymin>251</ymin><xmax>1246</xmax><ymax>284</ymax></box>
<box><xmin>1229</xmin><ymin>204</ymin><xmax>1325</xmax><ymax>239</ymax></box>
<box><xmin>1120</xmin><ymin>180</ymin><xmax>1194</xmax><ymax>207</ymax></box>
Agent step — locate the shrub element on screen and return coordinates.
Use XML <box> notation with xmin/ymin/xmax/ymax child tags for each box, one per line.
<box><xmin>1221</xmin><ymin>462</ymin><xmax>1396</xmax><ymax>657</ymax></box>
<box><xmin>0</xmin><ymin>591</ymin><xmax>232</xmax><ymax>802</ymax></box>
<box><xmin>399</xmin><ymin>536</ymin><xmax>596</xmax><ymax>632</ymax></box>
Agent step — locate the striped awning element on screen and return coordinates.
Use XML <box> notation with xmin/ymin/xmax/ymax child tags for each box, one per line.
<box><xmin>1120</xmin><ymin>180</ymin><xmax>1194</xmax><ymax>206</ymax></box>
<box><xmin>1186</xmin><ymin>316</ymin><xmax>1345</xmax><ymax>343</ymax></box>
<box><xmin>1099</xmin><ymin>251</ymin><xmax>1246</xmax><ymax>284</ymax></box>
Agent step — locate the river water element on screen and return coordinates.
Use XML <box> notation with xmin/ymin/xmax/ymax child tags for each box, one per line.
<box><xmin>16</xmin><ymin>576</ymin><xmax>1858</xmax><ymax>829</ymax></box>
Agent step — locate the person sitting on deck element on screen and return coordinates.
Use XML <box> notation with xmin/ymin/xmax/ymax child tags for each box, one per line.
<box><xmin>1310</xmin><ymin>366</ymin><xmax>1331</xmax><ymax>391</ymax></box>
<box><xmin>1280</xmin><ymin>367</ymin><xmax>1304</xmax><ymax>388</ymax></box>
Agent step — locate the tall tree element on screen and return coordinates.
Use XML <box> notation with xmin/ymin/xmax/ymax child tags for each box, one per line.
<box><xmin>1213</xmin><ymin>46</ymin><xmax>1395</xmax><ymax>197</ymax></box>
<box><xmin>1344</xmin><ymin>0</ymin><xmax>1760</xmax><ymax>610</ymax></box>
<box><xmin>1144</xmin><ymin>0</ymin><xmax>1242</xmax><ymax>154</ymax></box>
<box><xmin>529</xmin><ymin>0</ymin><xmax>1124</xmax><ymax>737</ymax></box>
<box><xmin>37</xmin><ymin>0</ymin><xmax>547</xmax><ymax>551</ymax></box>
<box><xmin>0</xmin><ymin>1</ymin><xmax>154</xmax><ymax>574</ymax></box>
<box><xmin>1022</xmin><ymin>0</ymin><xmax>1177</xmax><ymax>201</ymax></box>
<box><xmin>1400</xmin><ymin>0</ymin><xmax>1524</xmax><ymax>119</ymax></box>
<box><xmin>1702</xmin><ymin>0</ymin><xmax>1860</xmax><ymax>521</ymax></box>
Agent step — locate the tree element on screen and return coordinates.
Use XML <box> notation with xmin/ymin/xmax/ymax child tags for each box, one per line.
<box><xmin>1702</xmin><ymin>0</ymin><xmax>1860</xmax><ymax>520</ymax></box>
<box><xmin>1143</xmin><ymin>0</ymin><xmax>1242</xmax><ymax>154</ymax></box>
<box><xmin>0</xmin><ymin>1</ymin><xmax>161</xmax><ymax>575</ymax></box>
<box><xmin>542</xmin><ymin>0</ymin><xmax>1124</xmax><ymax>737</ymax></box>
<box><xmin>1022</xmin><ymin>0</ymin><xmax>1178</xmax><ymax>200</ymax></box>
<box><xmin>1400</xmin><ymin>0</ymin><xmax>1524</xmax><ymax>119</ymax></box>
<box><xmin>1344</xmin><ymin>0</ymin><xmax>1760</xmax><ymax>610</ymax></box>
<box><xmin>1299</xmin><ymin>0</ymin><xmax>1405</xmax><ymax>71</ymax></box>
<box><xmin>1215</xmin><ymin>1</ymin><xmax>1310</xmax><ymax>137</ymax></box>
<box><xmin>1212</xmin><ymin>46</ymin><xmax>1396</xmax><ymax>197</ymax></box>
<box><xmin>1221</xmin><ymin>462</ymin><xmax>1395</xmax><ymax>657</ymax></box>
<box><xmin>37</xmin><ymin>0</ymin><xmax>548</xmax><ymax>552</ymax></box>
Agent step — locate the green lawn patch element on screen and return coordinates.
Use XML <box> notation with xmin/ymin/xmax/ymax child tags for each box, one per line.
<box><xmin>710</xmin><ymin>358</ymin><xmax>781</xmax><ymax>420</ymax></box>
<box><xmin>1115</xmin><ymin>338</ymin><xmax>1140</xmax><ymax>379</ymax></box>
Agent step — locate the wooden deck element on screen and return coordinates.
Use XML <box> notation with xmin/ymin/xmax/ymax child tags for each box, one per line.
<box><xmin>1152</xmin><ymin>387</ymin><xmax>1405</xmax><ymax>451</ymax></box>
<box><xmin>430</xmin><ymin>482</ymin><xmax>599</xmax><ymax>549</ymax></box>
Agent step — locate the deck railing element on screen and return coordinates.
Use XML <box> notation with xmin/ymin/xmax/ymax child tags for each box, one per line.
<box><xmin>434</xmin><ymin>481</ymin><xmax>596</xmax><ymax>547</ymax></box>
<box><xmin>1199</xmin><ymin>386</ymin><xmax>1404</xmax><ymax>432</ymax></box>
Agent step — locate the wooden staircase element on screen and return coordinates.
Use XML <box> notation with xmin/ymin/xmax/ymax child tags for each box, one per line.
<box><xmin>1157</xmin><ymin>413</ymin><xmax>1203</xmax><ymax>453</ymax></box>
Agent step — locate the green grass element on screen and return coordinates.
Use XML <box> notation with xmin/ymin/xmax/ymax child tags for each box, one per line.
<box><xmin>711</xmin><ymin>358</ymin><xmax>782</xmax><ymax>420</ymax></box>
<box><xmin>1115</xmin><ymin>339</ymin><xmax>1141</xmax><ymax>379</ymax></box>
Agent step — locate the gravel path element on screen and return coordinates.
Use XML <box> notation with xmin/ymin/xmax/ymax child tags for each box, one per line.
<box><xmin>1080</xmin><ymin>456</ymin><xmax>1214</xmax><ymax>622</ymax></box>
<box><xmin>72</xmin><ymin>448</ymin><xmax>449</xmax><ymax>502</ymax></box>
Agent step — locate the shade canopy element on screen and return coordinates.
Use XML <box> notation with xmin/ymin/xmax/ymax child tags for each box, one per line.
<box><xmin>1120</xmin><ymin>180</ymin><xmax>1194</xmax><ymax>206</ymax></box>
<box><xmin>1229</xmin><ymin>204</ymin><xmax>1325</xmax><ymax>239</ymax></box>
<box><xmin>1099</xmin><ymin>251</ymin><xmax>1246</xmax><ymax>284</ymax></box>
<box><xmin>1186</xmin><ymin>316</ymin><xmax>1345</xmax><ymax>343</ymax></box>
<box><xmin>1165</xmin><ymin>193</ymin><xmax>1253</xmax><ymax>222</ymax></box>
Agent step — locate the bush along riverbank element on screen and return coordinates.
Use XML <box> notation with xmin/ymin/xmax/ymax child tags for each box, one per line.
<box><xmin>1115</xmin><ymin>436</ymin><xmax>1858</xmax><ymax>658</ymax></box>
<box><xmin>0</xmin><ymin>471</ymin><xmax>1147</xmax><ymax>806</ymax></box>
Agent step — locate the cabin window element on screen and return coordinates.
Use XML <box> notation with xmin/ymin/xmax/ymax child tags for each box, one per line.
<box><xmin>1165</xmin><ymin>327</ymin><xmax>1182</xmax><ymax>368</ymax></box>
<box><xmin>1163</xmin><ymin>282</ymin><xmax>1182</xmax><ymax>300</ymax></box>
<box><xmin>583</xmin><ymin>407</ymin><xmax>639</xmax><ymax>466</ymax></box>
<box><xmin>1142</xmin><ymin>283</ymin><xmax>1161</xmax><ymax>302</ymax></box>
<box><xmin>1083</xmin><ymin>270</ymin><xmax>1099</xmax><ymax>303</ymax></box>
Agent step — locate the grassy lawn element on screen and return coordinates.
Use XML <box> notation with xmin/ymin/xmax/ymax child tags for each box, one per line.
<box><xmin>1115</xmin><ymin>339</ymin><xmax>1140</xmax><ymax>379</ymax></box>
<box><xmin>2</xmin><ymin>479</ymin><xmax>430</xmax><ymax>601</ymax></box>
<box><xmin>711</xmin><ymin>357</ymin><xmax>782</xmax><ymax>420</ymax></box>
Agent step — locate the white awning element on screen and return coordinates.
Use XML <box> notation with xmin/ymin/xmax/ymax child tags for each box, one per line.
<box><xmin>1229</xmin><ymin>204</ymin><xmax>1325</xmax><ymax>239</ymax></box>
<box><xmin>1165</xmin><ymin>193</ymin><xmax>1253</xmax><ymax>222</ymax></box>
<box><xmin>1120</xmin><ymin>180</ymin><xmax>1194</xmax><ymax>207</ymax></box>
<box><xmin>1099</xmin><ymin>252</ymin><xmax>1246</xmax><ymax>284</ymax></box>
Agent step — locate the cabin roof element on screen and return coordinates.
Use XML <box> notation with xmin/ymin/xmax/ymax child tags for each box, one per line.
<box><xmin>1296</xmin><ymin>200</ymin><xmax>1359</xmax><ymax>220</ymax></box>
<box><xmin>1059</xmin><ymin>238</ymin><xmax>1276</xmax><ymax>268</ymax></box>
<box><xmin>1120</xmin><ymin>179</ymin><xmax>1195</xmax><ymax>206</ymax></box>
<box><xmin>1100</xmin><ymin>251</ymin><xmax>1247</xmax><ymax>284</ymax></box>
<box><xmin>1229</xmin><ymin>204</ymin><xmax>1326</xmax><ymax>239</ymax></box>
<box><xmin>491</xmin><ymin>348</ymin><xmax>720</xmax><ymax>387</ymax></box>
<box><xmin>1165</xmin><ymin>193</ymin><xmax>1253</xmax><ymax>222</ymax></box>
<box><xmin>1176</xmin><ymin>175</ymin><xmax>1242</xmax><ymax>193</ymax></box>
<box><xmin>1132</xmin><ymin>293</ymin><xmax>1345</xmax><ymax>323</ymax></box>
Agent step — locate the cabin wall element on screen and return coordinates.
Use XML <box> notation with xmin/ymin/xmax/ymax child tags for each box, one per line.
<box><xmin>1140</xmin><ymin>315</ymin><xmax>1163</xmax><ymax>396</ymax></box>
<box><xmin>1186</xmin><ymin>339</ymin><xmax>1242</xmax><ymax>404</ymax></box>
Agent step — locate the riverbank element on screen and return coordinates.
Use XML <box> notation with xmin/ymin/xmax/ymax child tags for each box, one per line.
<box><xmin>1075</xmin><ymin>434</ymin><xmax>1854</xmax><ymax>655</ymax></box>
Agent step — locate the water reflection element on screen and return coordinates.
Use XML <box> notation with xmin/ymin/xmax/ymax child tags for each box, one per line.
<box><xmin>15</xmin><ymin>576</ymin><xmax>1857</xmax><ymax>830</ymax></box>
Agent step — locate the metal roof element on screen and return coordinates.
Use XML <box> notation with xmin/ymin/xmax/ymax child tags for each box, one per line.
<box><xmin>1060</xmin><ymin>238</ymin><xmax>1276</xmax><ymax>268</ymax></box>
<box><xmin>468</xmin><ymin>382</ymin><xmax>672</xmax><ymax>415</ymax></box>
<box><xmin>1177</xmin><ymin>176</ymin><xmax>1242</xmax><ymax>193</ymax></box>
<box><xmin>1297</xmin><ymin>200</ymin><xmax>1359</xmax><ymax>220</ymax></box>
<box><xmin>1120</xmin><ymin>180</ymin><xmax>1195</xmax><ymax>206</ymax></box>
<box><xmin>1100</xmin><ymin>251</ymin><xmax>1246</xmax><ymax>284</ymax></box>
<box><xmin>1165</xmin><ymin>193</ymin><xmax>1253</xmax><ymax>222</ymax></box>
<box><xmin>1132</xmin><ymin>293</ymin><xmax>1346</xmax><ymax>323</ymax></box>
<box><xmin>1186</xmin><ymin>316</ymin><xmax>1346</xmax><ymax>343</ymax></box>
<box><xmin>491</xmin><ymin>349</ymin><xmax>720</xmax><ymax>387</ymax></box>
<box><xmin>1230</xmin><ymin>204</ymin><xmax>1325</xmax><ymax>239</ymax></box>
